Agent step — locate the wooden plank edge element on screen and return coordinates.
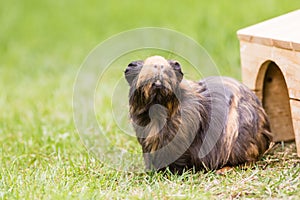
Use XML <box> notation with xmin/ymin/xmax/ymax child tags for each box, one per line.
<box><xmin>237</xmin><ymin>33</ymin><xmax>300</xmax><ymax>52</ymax></box>
<box><xmin>290</xmin><ymin>99</ymin><xmax>300</xmax><ymax>157</ymax></box>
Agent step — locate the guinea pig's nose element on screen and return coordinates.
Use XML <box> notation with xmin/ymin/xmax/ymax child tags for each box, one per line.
<box><xmin>152</xmin><ymin>80</ymin><xmax>162</xmax><ymax>88</ymax></box>
<box><xmin>154</xmin><ymin>65</ymin><xmax>164</xmax><ymax>70</ymax></box>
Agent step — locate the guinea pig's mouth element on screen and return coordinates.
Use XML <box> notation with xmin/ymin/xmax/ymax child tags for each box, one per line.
<box><xmin>150</xmin><ymin>82</ymin><xmax>172</xmax><ymax>96</ymax></box>
<box><xmin>151</xmin><ymin>80</ymin><xmax>163</xmax><ymax>89</ymax></box>
<box><xmin>150</xmin><ymin>82</ymin><xmax>175</xmax><ymax>101</ymax></box>
<box><xmin>136</xmin><ymin>78</ymin><xmax>176</xmax><ymax>101</ymax></box>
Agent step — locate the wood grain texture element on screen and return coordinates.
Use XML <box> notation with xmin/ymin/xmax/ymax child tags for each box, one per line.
<box><xmin>238</xmin><ymin>10</ymin><xmax>300</xmax><ymax>155</ymax></box>
<box><xmin>262</xmin><ymin>62</ymin><xmax>294</xmax><ymax>142</ymax></box>
<box><xmin>237</xmin><ymin>9</ymin><xmax>300</xmax><ymax>51</ymax></box>
<box><xmin>290</xmin><ymin>99</ymin><xmax>300</xmax><ymax>156</ymax></box>
<box><xmin>239</xmin><ymin>41</ymin><xmax>300</xmax><ymax>100</ymax></box>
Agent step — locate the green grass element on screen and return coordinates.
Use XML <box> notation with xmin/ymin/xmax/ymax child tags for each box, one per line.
<box><xmin>1</xmin><ymin>0</ymin><xmax>300</xmax><ymax>199</ymax></box>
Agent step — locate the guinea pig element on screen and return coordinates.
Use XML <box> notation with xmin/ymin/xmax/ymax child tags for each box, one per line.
<box><xmin>124</xmin><ymin>55</ymin><xmax>273</xmax><ymax>173</ymax></box>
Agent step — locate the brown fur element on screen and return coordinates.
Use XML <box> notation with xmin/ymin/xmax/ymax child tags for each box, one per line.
<box><xmin>124</xmin><ymin>56</ymin><xmax>273</xmax><ymax>173</ymax></box>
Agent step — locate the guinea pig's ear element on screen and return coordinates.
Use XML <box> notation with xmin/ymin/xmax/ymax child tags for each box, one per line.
<box><xmin>168</xmin><ymin>60</ymin><xmax>183</xmax><ymax>82</ymax></box>
<box><xmin>124</xmin><ymin>60</ymin><xmax>144</xmax><ymax>85</ymax></box>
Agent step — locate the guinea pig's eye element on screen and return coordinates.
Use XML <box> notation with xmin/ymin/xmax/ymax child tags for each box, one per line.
<box><xmin>169</xmin><ymin>60</ymin><xmax>182</xmax><ymax>72</ymax></box>
<box><xmin>172</xmin><ymin>61</ymin><xmax>181</xmax><ymax>71</ymax></box>
<box><xmin>124</xmin><ymin>60</ymin><xmax>144</xmax><ymax>85</ymax></box>
<box><xmin>125</xmin><ymin>60</ymin><xmax>143</xmax><ymax>72</ymax></box>
<box><xmin>128</xmin><ymin>60</ymin><xmax>143</xmax><ymax>67</ymax></box>
<box><xmin>168</xmin><ymin>60</ymin><xmax>183</xmax><ymax>82</ymax></box>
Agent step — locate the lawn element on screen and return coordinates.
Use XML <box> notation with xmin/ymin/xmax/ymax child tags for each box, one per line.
<box><xmin>1</xmin><ymin>0</ymin><xmax>300</xmax><ymax>199</ymax></box>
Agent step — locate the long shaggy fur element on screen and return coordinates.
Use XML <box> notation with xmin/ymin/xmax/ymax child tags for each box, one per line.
<box><xmin>124</xmin><ymin>56</ymin><xmax>273</xmax><ymax>173</ymax></box>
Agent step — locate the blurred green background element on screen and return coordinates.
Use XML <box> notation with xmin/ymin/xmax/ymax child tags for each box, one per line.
<box><xmin>2</xmin><ymin>0</ymin><xmax>300</xmax><ymax>77</ymax></box>
<box><xmin>1</xmin><ymin>0</ymin><xmax>300</xmax><ymax>199</ymax></box>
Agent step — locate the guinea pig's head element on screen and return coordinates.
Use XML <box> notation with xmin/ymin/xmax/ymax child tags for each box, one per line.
<box><xmin>124</xmin><ymin>56</ymin><xmax>183</xmax><ymax>105</ymax></box>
